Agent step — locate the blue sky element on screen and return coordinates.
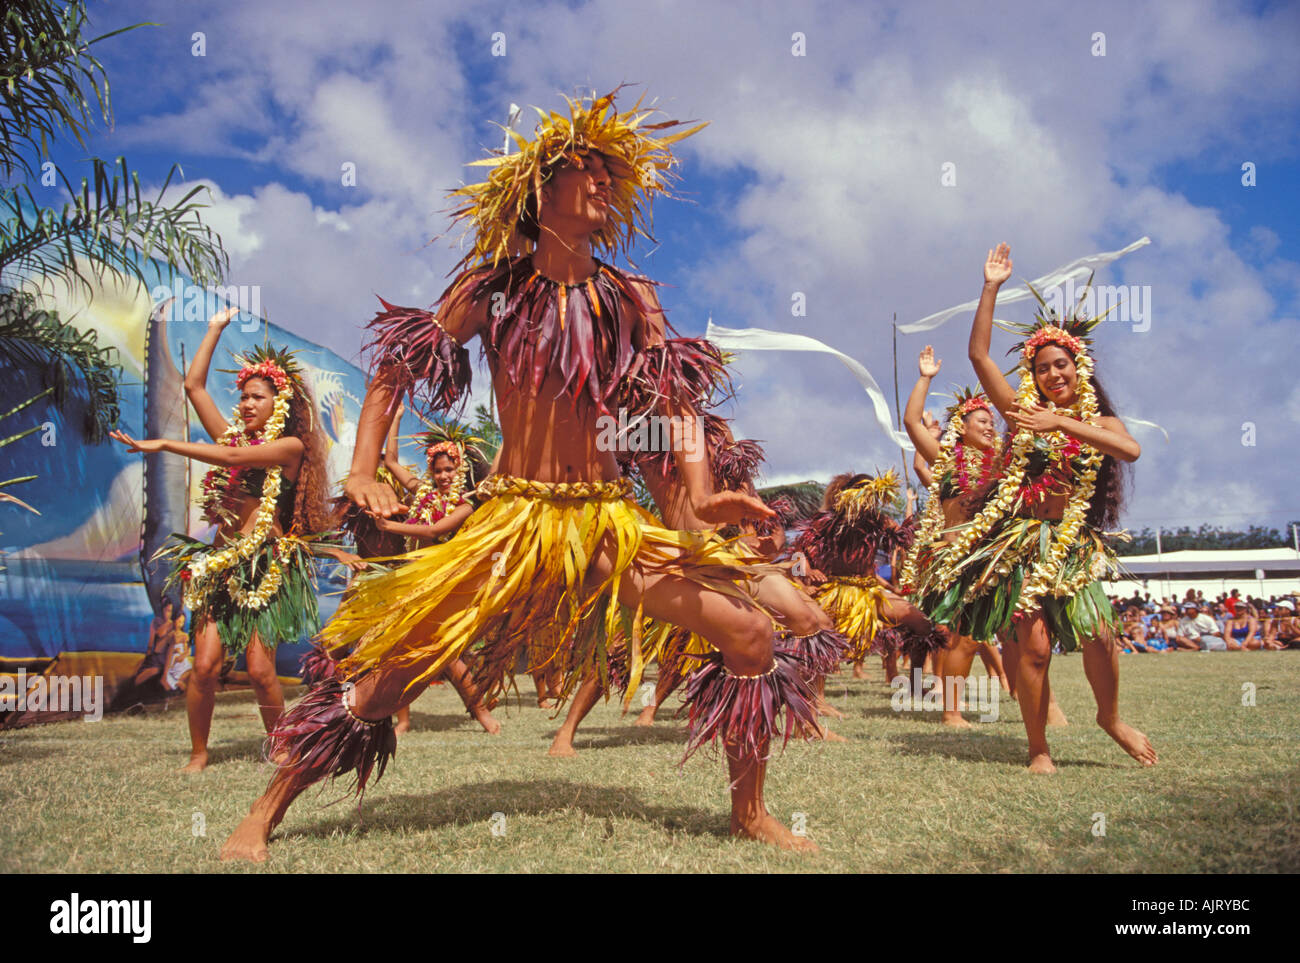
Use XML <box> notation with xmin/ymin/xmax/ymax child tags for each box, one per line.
<box><xmin>34</xmin><ymin>0</ymin><xmax>1300</xmax><ymax>535</ymax></box>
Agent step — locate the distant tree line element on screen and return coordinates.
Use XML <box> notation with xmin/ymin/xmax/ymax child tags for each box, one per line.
<box><xmin>1114</xmin><ymin>523</ymin><xmax>1300</xmax><ymax>556</ymax></box>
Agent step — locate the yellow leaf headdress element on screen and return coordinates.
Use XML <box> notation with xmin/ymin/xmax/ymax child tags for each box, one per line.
<box><xmin>445</xmin><ymin>87</ymin><xmax>707</xmax><ymax>273</ymax></box>
<box><xmin>833</xmin><ymin>468</ymin><xmax>901</xmax><ymax>522</ymax></box>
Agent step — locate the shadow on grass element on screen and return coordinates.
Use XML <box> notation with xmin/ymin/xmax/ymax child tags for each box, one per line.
<box><xmin>205</xmin><ymin>737</ymin><xmax>269</xmax><ymax>767</ymax></box>
<box><xmin>402</xmin><ymin>710</ymin><xmax>489</xmax><ymax>734</ymax></box>
<box><xmin>554</xmin><ymin>724</ymin><xmax>687</xmax><ymax>750</ymax></box>
<box><xmin>884</xmin><ymin>730</ymin><xmax>1110</xmax><ymax>768</ymax></box>
<box><xmin>278</xmin><ymin>778</ymin><xmax>726</xmax><ymax>842</ymax></box>
<box><xmin>0</xmin><ymin>742</ymin><xmax>64</xmax><ymax>766</ymax></box>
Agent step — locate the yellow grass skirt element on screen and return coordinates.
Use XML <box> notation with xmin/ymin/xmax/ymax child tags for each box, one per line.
<box><xmin>813</xmin><ymin>575</ymin><xmax>893</xmax><ymax>662</ymax></box>
<box><xmin>321</xmin><ymin>475</ymin><xmax>772</xmax><ymax>704</ymax></box>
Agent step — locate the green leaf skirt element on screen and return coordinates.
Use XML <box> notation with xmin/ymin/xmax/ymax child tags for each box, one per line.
<box><xmin>160</xmin><ymin>533</ymin><xmax>321</xmax><ymax>656</ymax></box>
<box><xmin>909</xmin><ymin>516</ymin><xmax>1119</xmax><ymax>652</ymax></box>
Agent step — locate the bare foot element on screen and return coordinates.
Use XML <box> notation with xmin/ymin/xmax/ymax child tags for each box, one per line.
<box><xmin>220</xmin><ymin>812</ymin><xmax>271</xmax><ymax>862</ymax></box>
<box><xmin>633</xmin><ymin>705</ymin><xmax>658</xmax><ymax>727</ymax></box>
<box><xmin>473</xmin><ymin>707</ymin><xmax>502</xmax><ymax>735</ymax></box>
<box><xmin>818</xmin><ymin>727</ymin><xmax>848</xmax><ymax>743</ymax></box>
<box><xmin>1047</xmin><ymin>702</ymin><xmax>1069</xmax><ymax>726</ymax></box>
<box><xmin>1098</xmin><ymin>717</ymin><xmax>1158</xmax><ymax>766</ymax></box>
<box><xmin>817</xmin><ymin>699</ymin><xmax>845</xmax><ymax>720</ymax></box>
<box><xmin>394</xmin><ymin>718</ymin><xmax>411</xmax><ymax>735</ymax></box>
<box><xmin>538</xmin><ymin>698</ymin><xmax>559</xmax><ymax>711</ymax></box>
<box><xmin>731</xmin><ymin>812</ymin><xmax>820</xmax><ymax>852</ymax></box>
<box><xmin>547</xmin><ymin>737</ymin><xmax>577</xmax><ymax>757</ymax></box>
<box><xmin>1027</xmin><ymin>752</ymin><xmax>1058</xmax><ymax>774</ymax></box>
<box><xmin>942</xmin><ymin>714</ymin><xmax>974</xmax><ymax>729</ymax></box>
<box><xmin>180</xmin><ymin>752</ymin><xmax>208</xmax><ymax>773</ymax></box>
<box><xmin>851</xmin><ymin>664</ymin><xmax>868</xmax><ymax>680</ymax></box>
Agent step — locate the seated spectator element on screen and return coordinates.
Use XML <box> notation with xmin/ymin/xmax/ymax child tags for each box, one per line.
<box><xmin>1262</xmin><ymin>602</ymin><xmax>1298</xmax><ymax>650</ymax></box>
<box><xmin>1226</xmin><ymin>601</ymin><xmax>1264</xmax><ymax>650</ymax></box>
<box><xmin>1178</xmin><ymin>603</ymin><xmax>1228</xmax><ymax>651</ymax></box>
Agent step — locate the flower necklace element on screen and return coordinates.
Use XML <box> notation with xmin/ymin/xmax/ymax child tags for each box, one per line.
<box><xmin>408</xmin><ymin>483</ymin><xmax>467</xmax><ymax>525</ymax></box>
<box><xmin>954</xmin><ymin>441</ymin><xmax>1000</xmax><ymax>496</ymax></box>
<box><xmin>934</xmin><ymin>351</ymin><xmax>1104</xmax><ymax>612</ymax></box>
<box><xmin>184</xmin><ymin>375</ymin><xmax>293</xmax><ymax>613</ymax></box>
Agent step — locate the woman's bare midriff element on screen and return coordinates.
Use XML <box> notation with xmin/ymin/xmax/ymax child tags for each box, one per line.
<box><xmin>210</xmin><ymin>474</ymin><xmax>297</xmax><ymax>547</ymax></box>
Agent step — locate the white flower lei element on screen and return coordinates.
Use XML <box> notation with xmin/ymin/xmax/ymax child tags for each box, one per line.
<box><xmin>184</xmin><ymin>385</ymin><xmax>293</xmax><ymax>613</ymax></box>
<box><xmin>933</xmin><ymin>351</ymin><xmax>1105</xmax><ymax>612</ymax></box>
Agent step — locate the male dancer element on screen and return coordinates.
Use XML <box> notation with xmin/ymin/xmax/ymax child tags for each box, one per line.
<box><xmin>222</xmin><ymin>91</ymin><xmax>822</xmax><ymax>860</ymax></box>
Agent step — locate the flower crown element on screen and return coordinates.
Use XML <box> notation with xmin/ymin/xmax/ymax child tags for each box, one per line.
<box><xmin>945</xmin><ymin>385</ymin><xmax>994</xmax><ymax>420</ymax></box>
<box><xmin>226</xmin><ymin>345</ymin><xmax>305</xmax><ymax>397</ymax></box>
<box><xmin>425</xmin><ymin>440</ymin><xmax>462</xmax><ymax>467</ymax></box>
<box><xmin>1000</xmin><ymin>272</ymin><xmax>1112</xmax><ymax>363</ymax></box>
<box><xmin>445</xmin><ymin>86</ymin><xmax>707</xmax><ymax>272</ymax></box>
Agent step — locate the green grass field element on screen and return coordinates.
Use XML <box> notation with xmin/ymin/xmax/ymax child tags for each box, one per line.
<box><xmin>3</xmin><ymin>652</ymin><xmax>1297</xmax><ymax>873</ymax></box>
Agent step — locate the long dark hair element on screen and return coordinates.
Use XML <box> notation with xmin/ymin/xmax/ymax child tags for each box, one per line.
<box><xmin>246</xmin><ymin>374</ymin><xmax>332</xmax><ymax>535</ymax></box>
<box><xmin>1030</xmin><ymin>347</ymin><xmax>1129</xmax><ymax>530</ymax></box>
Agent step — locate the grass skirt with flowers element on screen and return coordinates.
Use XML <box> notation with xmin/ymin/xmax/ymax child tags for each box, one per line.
<box><xmin>911</xmin><ymin>516</ymin><xmax>1119</xmax><ymax>652</ymax></box>
<box><xmin>158</xmin><ymin>533</ymin><xmax>321</xmax><ymax>656</ymax></box>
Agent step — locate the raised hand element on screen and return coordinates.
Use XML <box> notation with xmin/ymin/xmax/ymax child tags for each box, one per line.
<box><xmin>984</xmin><ymin>242</ymin><xmax>1013</xmax><ymax>287</ymax></box>
<box><xmin>209</xmin><ymin>305</ymin><xmax>240</xmax><ymax>329</ymax></box>
<box><xmin>109</xmin><ymin>429</ymin><xmax>166</xmax><ymax>454</ymax></box>
<box><xmin>918</xmin><ymin>345</ymin><xmax>941</xmax><ymax>378</ymax></box>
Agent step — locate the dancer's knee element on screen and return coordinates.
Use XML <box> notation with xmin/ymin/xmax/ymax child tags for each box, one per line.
<box><xmin>192</xmin><ymin>650</ymin><xmax>223</xmax><ymax>682</ymax></box>
<box><xmin>715</xmin><ymin>608</ymin><xmax>775</xmax><ymax>676</ymax></box>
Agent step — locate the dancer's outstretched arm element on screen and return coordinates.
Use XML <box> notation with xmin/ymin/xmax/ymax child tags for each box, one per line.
<box><xmin>1005</xmin><ymin>403</ymin><xmax>1141</xmax><ymax>462</ymax></box>
<box><xmin>110</xmin><ymin>430</ymin><xmax>303</xmax><ymax>470</ymax></box>
<box><xmin>348</xmin><ymin>279</ymin><xmax>486</xmax><ymax>516</ymax></box>
<box><xmin>968</xmin><ymin>243</ymin><xmax>1017</xmax><ymax>416</ymax></box>
<box><xmin>184</xmin><ymin>306</ymin><xmax>239</xmax><ymax>440</ymax></box>
<box><xmin>375</xmin><ymin>503</ymin><xmax>474</xmax><ymax>540</ymax></box>
<box><xmin>381</xmin><ymin>403</ymin><xmax>422</xmax><ymax>493</ymax></box>
<box><xmin>903</xmin><ymin>346</ymin><xmax>942</xmax><ymax>464</ymax></box>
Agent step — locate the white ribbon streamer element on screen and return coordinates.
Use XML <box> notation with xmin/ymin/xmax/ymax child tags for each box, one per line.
<box><xmin>1119</xmin><ymin>415</ymin><xmax>1169</xmax><ymax>442</ymax></box>
<box><xmin>705</xmin><ymin>321</ymin><xmax>914</xmax><ymax>451</ymax></box>
<box><xmin>898</xmin><ymin>237</ymin><xmax>1152</xmax><ymax>334</ymax></box>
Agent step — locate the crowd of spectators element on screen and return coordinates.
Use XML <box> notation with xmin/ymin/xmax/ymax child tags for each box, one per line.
<box><xmin>1106</xmin><ymin>588</ymin><xmax>1300</xmax><ymax>653</ymax></box>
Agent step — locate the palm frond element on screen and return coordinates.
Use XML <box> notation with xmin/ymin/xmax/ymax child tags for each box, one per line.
<box><xmin>0</xmin><ymin>288</ymin><xmax>120</xmax><ymax>441</ymax></box>
<box><xmin>1</xmin><ymin>156</ymin><xmax>229</xmax><ymax>295</ymax></box>
<box><xmin>1</xmin><ymin>1</ymin><xmax>152</xmax><ymax>179</ymax></box>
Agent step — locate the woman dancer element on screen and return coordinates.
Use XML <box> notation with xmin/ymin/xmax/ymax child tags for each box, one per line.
<box><xmin>375</xmin><ymin>414</ymin><xmax>500</xmax><ymax>733</ymax></box>
<box><xmin>918</xmin><ymin>243</ymin><xmax>1156</xmax><ymax>771</ymax></box>
<box><xmin>111</xmin><ymin>306</ymin><xmax>334</xmax><ymax>771</ymax></box>
<box><xmin>901</xmin><ymin>352</ymin><xmax>1028</xmax><ymax>726</ymax></box>
<box><xmin>793</xmin><ymin>470</ymin><xmax>945</xmax><ymax>704</ymax></box>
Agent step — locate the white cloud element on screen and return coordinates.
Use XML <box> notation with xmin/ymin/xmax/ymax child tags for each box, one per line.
<box><xmin>106</xmin><ymin>0</ymin><xmax>1300</xmax><ymax>532</ymax></box>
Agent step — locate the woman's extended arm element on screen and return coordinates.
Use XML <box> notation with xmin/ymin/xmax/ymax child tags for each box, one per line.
<box><xmin>381</xmin><ymin>405</ymin><xmax>422</xmax><ymax>493</ymax></box>
<box><xmin>968</xmin><ymin>244</ymin><xmax>1018</xmax><ymax>416</ymax></box>
<box><xmin>110</xmin><ymin>430</ymin><xmax>304</xmax><ymax>470</ymax></box>
<box><xmin>1005</xmin><ymin>408</ymin><xmax>1141</xmax><ymax>463</ymax></box>
<box><xmin>903</xmin><ymin>347</ymin><xmax>942</xmax><ymax>464</ymax></box>
<box><xmin>185</xmin><ymin>307</ymin><xmax>239</xmax><ymax>440</ymax></box>
<box><xmin>376</xmin><ymin>502</ymin><xmax>474</xmax><ymax>541</ymax></box>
